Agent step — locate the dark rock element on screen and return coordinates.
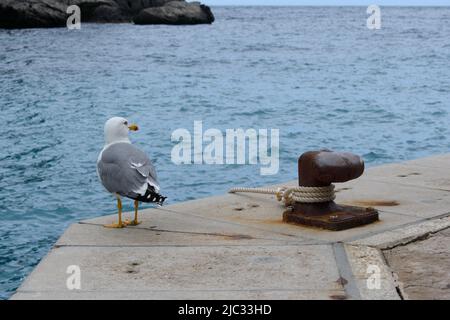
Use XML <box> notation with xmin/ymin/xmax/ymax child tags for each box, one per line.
<box><xmin>0</xmin><ymin>0</ymin><xmax>212</xmax><ymax>28</ymax></box>
<box><xmin>0</xmin><ymin>0</ymin><xmax>67</xmax><ymax>28</ymax></box>
<box><xmin>133</xmin><ymin>1</ymin><xmax>214</xmax><ymax>25</ymax></box>
<box><xmin>84</xmin><ymin>0</ymin><xmax>184</xmax><ymax>22</ymax></box>
<box><xmin>0</xmin><ymin>0</ymin><xmax>114</xmax><ymax>28</ymax></box>
<box><xmin>67</xmin><ymin>0</ymin><xmax>122</xmax><ymax>22</ymax></box>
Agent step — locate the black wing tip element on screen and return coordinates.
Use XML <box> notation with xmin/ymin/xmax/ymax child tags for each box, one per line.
<box><xmin>133</xmin><ymin>185</ymin><xmax>167</xmax><ymax>205</ymax></box>
<box><xmin>156</xmin><ymin>195</ymin><xmax>167</xmax><ymax>206</ymax></box>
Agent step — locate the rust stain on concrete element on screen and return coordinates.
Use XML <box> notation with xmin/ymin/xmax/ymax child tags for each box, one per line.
<box><xmin>346</xmin><ymin>200</ymin><xmax>400</xmax><ymax>207</ymax></box>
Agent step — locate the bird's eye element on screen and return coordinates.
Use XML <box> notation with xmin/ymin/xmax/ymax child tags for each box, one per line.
<box><xmin>124</xmin><ymin>121</ymin><xmax>128</xmax><ymax>126</ymax></box>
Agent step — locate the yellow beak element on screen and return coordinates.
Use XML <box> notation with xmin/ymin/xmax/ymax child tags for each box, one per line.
<box><xmin>128</xmin><ymin>124</ymin><xmax>139</xmax><ymax>131</ymax></box>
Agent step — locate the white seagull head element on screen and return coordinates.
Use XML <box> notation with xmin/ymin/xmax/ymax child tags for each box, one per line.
<box><xmin>104</xmin><ymin>116</ymin><xmax>139</xmax><ymax>145</ymax></box>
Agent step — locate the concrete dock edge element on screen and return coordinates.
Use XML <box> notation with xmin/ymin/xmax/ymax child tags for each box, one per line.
<box><xmin>11</xmin><ymin>153</ymin><xmax>450</xmax><ymax>300</ymax></box>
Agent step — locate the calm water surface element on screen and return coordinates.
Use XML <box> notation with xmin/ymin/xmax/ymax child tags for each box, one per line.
<box><xmin>0</xmin><ymin>6</ymin><xmax>449</xmax><ymax>298</ymax></box>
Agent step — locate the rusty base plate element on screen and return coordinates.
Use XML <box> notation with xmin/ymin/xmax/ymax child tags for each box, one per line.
<box><xmin>283</xmin><ymin>204</ymin><xmax>379</xmax><ymax>231</ymax></box>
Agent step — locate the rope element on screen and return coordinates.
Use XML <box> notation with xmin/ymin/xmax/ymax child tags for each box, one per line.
<box><xmin>229</xmin><ymin>185</ymin><xmax>335</xmax><ymax>206</ymax></box>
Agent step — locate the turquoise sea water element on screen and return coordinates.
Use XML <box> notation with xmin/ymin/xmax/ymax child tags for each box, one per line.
<box><xmin>0</xmin><ymin>6</ymin><xmax>449</xmax><ymax>299</ymax></box>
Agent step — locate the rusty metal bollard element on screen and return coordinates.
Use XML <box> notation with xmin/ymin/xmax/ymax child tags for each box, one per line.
<box><xmin>283</xmin><ymin>150</ymin><xmax>379</xmax><ymax>231</ymax></box>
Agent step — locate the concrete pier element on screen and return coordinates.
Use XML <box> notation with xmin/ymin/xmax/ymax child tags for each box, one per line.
<box><xmin>11</xmin><ymin>154</ymin><xmax>450</xmax><ymax>300</ymax></box>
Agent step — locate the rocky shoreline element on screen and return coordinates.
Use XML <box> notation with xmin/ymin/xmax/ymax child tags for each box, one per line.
<box><xmin>0</xmin><ymin>0</ymin><xmax>214</xmax><ymax>29</ymax></box>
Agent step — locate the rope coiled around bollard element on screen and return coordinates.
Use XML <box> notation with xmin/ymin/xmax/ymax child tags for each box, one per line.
<box><xmin>229</xmin><ymin>185</ymin><xmax>335</xmax><ymax>206</ymax></box>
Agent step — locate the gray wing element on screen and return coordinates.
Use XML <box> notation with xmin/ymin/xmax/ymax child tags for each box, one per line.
<box><xmin>97</xmin><ymin>142</ymin><xmax>159</xmax><ymax>198</ymax></box>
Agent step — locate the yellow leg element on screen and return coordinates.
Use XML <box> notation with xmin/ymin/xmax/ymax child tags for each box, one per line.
<box><xmin>104</xmin><ymin>196</ymin><xmax>126</xmax><ymax>228</ymax></box>
<box><xmin>128</xmin><ymin>200</ymin><xmax>141</xmax><ymax>226</ymax></box>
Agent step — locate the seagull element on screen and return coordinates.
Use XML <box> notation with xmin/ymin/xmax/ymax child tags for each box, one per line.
<box><xmin>97</xmin><ymin>117</ymin><xmax>166</xmax><ymax>228</ymax></box>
